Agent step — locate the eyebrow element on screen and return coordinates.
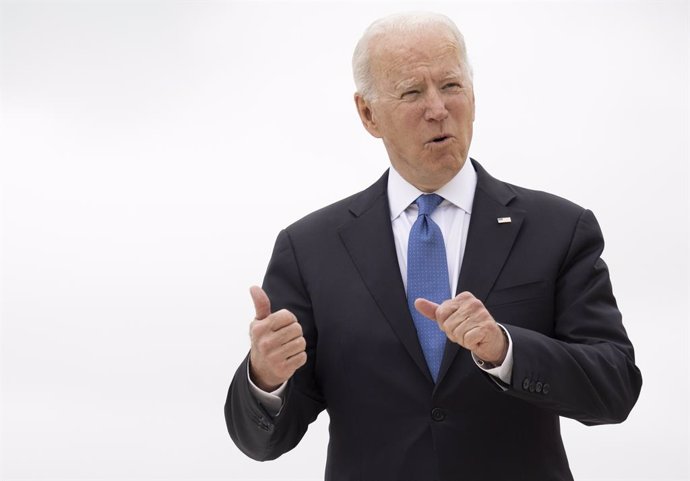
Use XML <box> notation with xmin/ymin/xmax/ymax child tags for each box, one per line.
<box><xmin>440</xmin><ymin>70</ymin><xmax>463</xmax><ymax>81</ymax></box>
<box><xmin>394</xmin><ymin>70</ymin><xmax>465</xmax><ymax>89</ymax></box>
<box><xmin>394</xmin><ymin>78</ymin><xmax>421</xmax><ymax>92</ymax></box>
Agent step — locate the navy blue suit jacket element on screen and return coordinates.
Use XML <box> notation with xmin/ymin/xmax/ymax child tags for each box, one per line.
<box><xmin>225</xmin><ymin>160</ymin><xmax>642</xmax><ymax>481</ymax></box>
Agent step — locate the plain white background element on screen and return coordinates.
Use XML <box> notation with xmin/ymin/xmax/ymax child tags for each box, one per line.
<box><xmin>1</xmin><ymin>0</ymin><xmax>688</xmax><ymax>480</ymax></box>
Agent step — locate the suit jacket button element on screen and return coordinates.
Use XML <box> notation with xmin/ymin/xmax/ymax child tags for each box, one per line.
<box><xmin>535</xmin><ymin>382</ymin><xmax>543</xmax><ymax>393</ymax></box>
<box><xmin>542</xmin><ymin>383</ymin><xmax>550</xmax><ymax>395</ymax></box>
<box><xmin>431</xmin><ymin>408</ymin><xmax>446</xmax><ymax>422</ymax></box>
<box><xmin>528</xmin><ymin>381</ymin><xmax>536</xmax><ymax>393</ymax></box>
<box><xmin>522</xmin><ymin>378</ymin><xmax>530</xmax><ymax>390</ymax></box>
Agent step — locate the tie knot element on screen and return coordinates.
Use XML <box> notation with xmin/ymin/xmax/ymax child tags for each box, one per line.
<box><xmin>415</xmin><ymin>194</ymin><xmax>444</xmax><ymax>216</ymax></box>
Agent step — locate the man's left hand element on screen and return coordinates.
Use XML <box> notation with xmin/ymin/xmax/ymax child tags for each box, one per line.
<box><xmin>415</xmin><ymin>292</ymin><xmax>508</xmax><ymax>365</ymax></box>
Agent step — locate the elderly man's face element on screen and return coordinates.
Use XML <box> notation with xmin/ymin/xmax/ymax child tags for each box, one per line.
<box><xmin>355</xmin><ymin>29</ymin><xmax>475</xmax><ymax>192</ymax></box>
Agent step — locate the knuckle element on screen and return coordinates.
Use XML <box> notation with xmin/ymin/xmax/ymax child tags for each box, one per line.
<box><xmin>441</xmin><ymin>323</ymin><xmax>452</xmax><ymax>337</ymax></box>
<box><xmin>277</xmin><ymin>308</ymin><xmax>297</xmax><ymax>322</ymax></box>
<box><xmin>257</xmin><ymin>338</ymin><xmax>272</xmax><ymax>353</ymax></box>
<box><xmin>438</xmin><ymin>319</ymin><xmax>450</xmax><ymax>333</ymax></box>
<box><xmin>437</xmin><ymin>306</ymin><xmax>453</xmax><ymax>322</ymax></box>
<box><xmin>285</xmin><ymin>322</ymin><xmax>301</xmax><ymax>338</ymax></box>
<box><xmin>294</xmin><ymin>352</ymin><xmax>308</xmax><ymax>367</ymax></box>
<box><xmin>268</xmin><ymin>311</ymin><xmax>285</xmax><ymax>328</ymax></box>
<box><xmin>463</xmin><ymin>329</ymin><xmax>477</xmax><ymax>343</ymax></box>
<box><xmin>249</xmin><ymin>320</ymin><xmax>261</xmax><ymax>337</ymax></box>
<box><xmin>468</xmin><ymin>298</ymin><xmax>482</xmax><ymax>310</ymax></box>
<box><xmin>439</xmin><ymin>311</ymin><xmax>455</xmax><ymax>325</ymax></box>
<box><xmin>456</xmin><ymin>328</ymin><xmax>469</xmax><ymax>346</ymax></box>
<box><xmin>458</xmin><ymin>291</ymin><xmax>473</xmax><ymax>301</ymax></box>
<box><xmin>283</xmin><ymin>321</ymin><xmax>295</xmax><ymax>333</ymax></box>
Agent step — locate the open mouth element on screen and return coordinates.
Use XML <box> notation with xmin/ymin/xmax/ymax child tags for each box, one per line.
<box><xmin>428</xmin><ymin>135</ymin><xmax>451</xmax><ymax>145</ymax></box>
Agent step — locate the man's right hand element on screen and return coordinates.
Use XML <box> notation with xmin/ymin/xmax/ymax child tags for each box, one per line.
<box><xmin>248</xmin><ymin>285</ymin><xmax>307</xmax><ymax>392</ymax></box>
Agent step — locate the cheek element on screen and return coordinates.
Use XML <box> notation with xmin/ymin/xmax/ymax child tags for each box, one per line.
<box><xmin>399</xmin><ymin>109</ymin><xmax>426</xmax><ymax>139</ymax></box>
<box><xmin>385</xmin><ymin>115</ymin><xmax>421</xmax><ymax>143</ymax></box>
<box><xmin>450</xmin><ymin>113</ymin><xmax>474</xmax><ymax>136</ymax></box>
<box><xmin>391</xmin><ymin>103</ymin><xmax>423</xmax><ymax>122</ymax></box>
<box><xmin>450</xmin><ymin>98</ymin><xmax>475</xmax><ymax>122</ymax></box>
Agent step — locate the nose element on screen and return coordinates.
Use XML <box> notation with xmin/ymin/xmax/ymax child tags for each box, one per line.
<box><xmin>424</xmin><ymin>89</ymin><xmax>449</xmax><ymax>122</ymax></box>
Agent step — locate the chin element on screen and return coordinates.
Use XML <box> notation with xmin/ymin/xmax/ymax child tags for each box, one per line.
<box><xmin>411</xmin><ymin>165</ymin><xmax>460</xmax><ymax>192</ymax></box>
<box><xmin>428</xmin><ymin>153</ymin><xmax>464</xmax><ymax>173</ymax></box>
<box><xmin>431</xmin><ymin>158</ymin><xmax>465</xmax><ymax>185</ymax></box>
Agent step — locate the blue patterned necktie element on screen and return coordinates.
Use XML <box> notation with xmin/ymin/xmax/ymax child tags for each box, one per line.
<box><xmin>407</xmin><ymin>194</ymin><xmax>451</xmax><ymax>382</ymax></box>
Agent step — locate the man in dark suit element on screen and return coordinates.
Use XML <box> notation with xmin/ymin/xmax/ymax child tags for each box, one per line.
<box><xmin>225</xmin><ymin>12</ymin><xmax>642</xmax><ymax>481</ymax></box>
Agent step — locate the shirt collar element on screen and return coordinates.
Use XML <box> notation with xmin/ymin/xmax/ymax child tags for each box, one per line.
<box><xmin>387</xmin><ymin>159</ymin><xmax>478</xmax><ymax>221</ymax></box>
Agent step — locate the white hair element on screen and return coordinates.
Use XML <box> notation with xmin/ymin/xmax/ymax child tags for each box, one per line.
<box><xmin>352</xmin><ymin>12</ymin><xmax>473</xmax><ymax>101</ymax></box>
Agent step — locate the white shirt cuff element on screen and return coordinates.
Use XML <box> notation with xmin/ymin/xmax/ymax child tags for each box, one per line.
<box><xmin>246</xmin><ymin>363</ymin><xmax>287</xmax><ymax>415</ymax></box>
<box><xmin>472</xmin><ymin>324</ymin><xmax>513</xmax><ymax>386</ymax></box>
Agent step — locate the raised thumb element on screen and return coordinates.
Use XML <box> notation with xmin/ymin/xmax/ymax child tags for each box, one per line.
<box><xmin>249</xmin><ymin>285</ymin><xmax>271</xmax><ymax>320</ymax></box>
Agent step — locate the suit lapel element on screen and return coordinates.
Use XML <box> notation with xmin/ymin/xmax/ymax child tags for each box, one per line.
<box><xmin>338</xmin><ymin>162</ymin><xmax>525</xmax><ymax>387</ymax></box>
<box><xmin>435</xmin><ymin>160</ymin><xmax>525</xmax><ymax>387</ymax></box>
<box><xmin>338</xmin><ymin>171</ymin><xmax>433</xmax><ymax>383</ymax></box>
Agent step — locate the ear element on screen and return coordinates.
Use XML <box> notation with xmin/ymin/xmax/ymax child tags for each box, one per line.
<box><xmin>354</xmin><ymin>93</ymin><xmax>382</xmax><ymax>138</ymax></box>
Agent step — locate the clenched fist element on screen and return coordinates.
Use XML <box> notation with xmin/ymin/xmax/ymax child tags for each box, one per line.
<box><xmin>248</xmin><ymin>286</ymin><xmax>307</xmax><ymax>392</ymax></box>
<box><xmin>415</xmin><ymin>291</ymin><xmax>508</xmax><ymax>365</ymax></box>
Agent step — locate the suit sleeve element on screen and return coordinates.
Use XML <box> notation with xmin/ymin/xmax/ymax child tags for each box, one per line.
<box><xmin>501</xmin><ymin>209</ymin><xmax>642</xmax><ymax>425</ymax></box>
<box><xmin>224</xmin><ymin>229</ymin><xmax>326</xmax><ymax>460</ymax></box>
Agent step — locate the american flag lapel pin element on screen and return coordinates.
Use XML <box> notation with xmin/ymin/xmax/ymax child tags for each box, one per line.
<box><xmin>497</xmin><ymin>217</ymin><xmax>512</xmax><ymax>224</ymax></box>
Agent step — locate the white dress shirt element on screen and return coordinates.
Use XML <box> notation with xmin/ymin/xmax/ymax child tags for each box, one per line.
<box><xmin>388</xmin><ymin>159</ymin><xmax>475</xmax><ymax>295</ymax></box>
<box><xmin>249</xmin><ymin>160</ymin><xmax>513</xmax><ymax>413</ymax></box>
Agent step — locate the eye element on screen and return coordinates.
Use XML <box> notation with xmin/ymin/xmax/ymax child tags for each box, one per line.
<box><xmin>443</xmin><ymin>82</ymin><xmax>462</xmax><ymax>91</ymax></box>
<box><xmin>401</xmin><ymin>89</ymin><xmax>420</xmax><ymax>99</ymax></box>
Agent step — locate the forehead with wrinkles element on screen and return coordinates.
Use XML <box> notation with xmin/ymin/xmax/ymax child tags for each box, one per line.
<box><xmin>368</xmin><ymin>29</ymin><xmax>464</xmax><ymax>91</ymax></box>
